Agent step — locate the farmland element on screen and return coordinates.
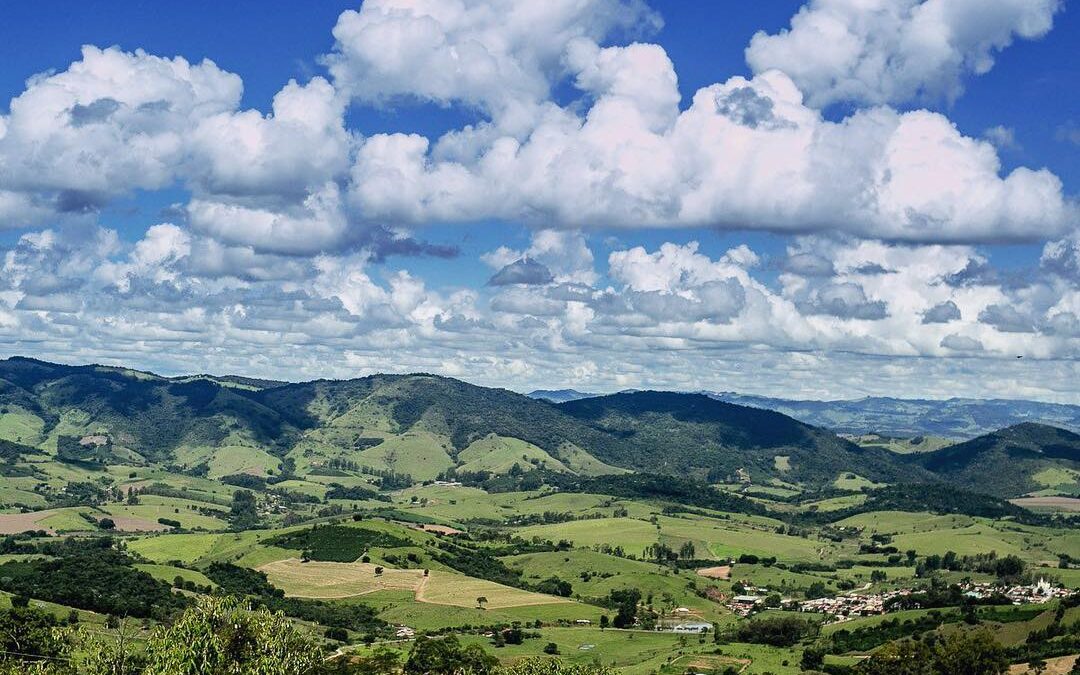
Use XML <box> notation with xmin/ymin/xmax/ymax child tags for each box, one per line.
<box><xmin>0</xmin><ymin>361</ymin><xmax>1074</xmax><ymax>673</ymax></box>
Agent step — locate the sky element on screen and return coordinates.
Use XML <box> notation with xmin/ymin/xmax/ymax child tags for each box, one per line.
<box><xmin>0</xmin><ymin>0</ymin><xmax>1077</xmax><ymax>402</ymax></box>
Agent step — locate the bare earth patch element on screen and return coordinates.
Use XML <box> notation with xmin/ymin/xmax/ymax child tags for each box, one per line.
<box><xmin>1010</xmin><ymin>654</ymin><xmax>1078</xmax><ymax>674</ymax></box>
<box><xmin>696</xmin><ymin>565</ymin><xmax>732</xmax><ymax>580</ymax></box>
<box><xmin>0</xmin><ymin>511</ymin><xmax>54</xmax><ymax>534</ymax></box>
<box><xmin>1011</xmin><ymin>497</ymin><xmax>1080</xmax><ymax>512</ymax></box>
<box><xmin>110</xmin><ymin>516</ymin><xmax>170</xmax><ymax>532</ymax></box>
<box><xmin>412</xmin><ymin>524</ymin><xmax>464</xmax><ymax>535</ymax></box>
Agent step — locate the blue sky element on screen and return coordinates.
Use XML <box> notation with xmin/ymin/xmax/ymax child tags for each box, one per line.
<box><xmin>0</xmin><ymin>0</ymin><xmax>1076</xmax><ymax>401</ymax></box>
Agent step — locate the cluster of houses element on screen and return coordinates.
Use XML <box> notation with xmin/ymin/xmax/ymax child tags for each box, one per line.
<box><xmin>796</xmin><ymin>589</ymin><xmax>912</xmax><ymax>618</ymax></box>
<box><xmin>962</xmin><ymin>578</ymin><xmax>1074</xmax><ymax>604</ymax></box>
<box><xmin>727</xmin><ymin>578</ymin><xmax>1074</xmax><ymax>622</ymax></box>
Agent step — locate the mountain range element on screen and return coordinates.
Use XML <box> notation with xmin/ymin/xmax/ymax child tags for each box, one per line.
<box><xmin>0</xmin><ymin>357</ymin><xmax>1076</xmax><ymax>498</ymax></box>
<box><xmin>529</xmin><ymin>389</ymin><xmax>1080</xmax><ymax>440</ymax></box>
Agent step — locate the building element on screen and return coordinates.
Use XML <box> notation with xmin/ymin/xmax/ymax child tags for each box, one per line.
<box><xmin>672</xmin><ymin>622</ymin><xmax>712</xmax><ymax>634</ymax></box>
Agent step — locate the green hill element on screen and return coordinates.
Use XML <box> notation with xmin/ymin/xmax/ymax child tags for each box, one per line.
<box><xmin>914</xmin><ymin>423</ymin><xmax>1080</xmax><ymax>497</ymax></box>
<box><xmin>556</xmin><ymin>391</ymin><xmax>927</xmax><ymax>485</ymax></box>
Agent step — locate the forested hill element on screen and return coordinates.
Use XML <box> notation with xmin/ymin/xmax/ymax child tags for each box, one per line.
<box><xmin>913</xmin><ymin>423</ymin><xmax>1080</xmax><ymax>498</ymax></box>
<box><xmin>556</xmin><ymin>391</ymin><xmax>927</xmax><ymax>484</ymax></box>
<box><xmin>0</xmin><ymin>356</ymin><xmax>921</xmax><ymax>487</ymax></box>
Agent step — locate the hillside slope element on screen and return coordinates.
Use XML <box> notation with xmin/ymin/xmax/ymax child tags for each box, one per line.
<box><xmin>557</xmin><ymin>391</ymin><xmax>927</xmax><ymax>485</ymax></box>
<box><xmin>913</xmin><ymin>423</ymin><xmax>1080</xmax><ymax>497</ymax></box>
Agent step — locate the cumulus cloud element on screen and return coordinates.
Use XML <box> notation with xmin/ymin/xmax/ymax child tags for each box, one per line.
<box><xmin>978</xmin><ymin>303</ymin><xmax>1036</xmax><ymax>333</ymax></box>
<box><xmin>0</xmin><ymin>46</ymin><xmax>241</xmax><ymax>225</ymax></box>
<box><xmin>746</xmin><ymin>0</ymin><xmax>1063</xmax><ymax>108</ymax></box>
<box><xmin>0</xmin><ymin>1</ymin><xmax>1075</xmax><ymax>402</ymax></box>
<box><xmin>1042</xmin><ymin>232</ymin><xmax>1080</xmax><ymax>282</ymax></box>
<box><xmin>345</xmin><ymin>65</ymin><xmax>1072</xmax><ymax>242</ymax></box>
<box><xmin>798</xmin><ymin>281</ymin><xmax>888</xmax><ymax>320</ymax></box>
<box><xmin>941</xmin><ymin>333</ymin><xmax>984</xmax><ymax>352</ymax></box>
<box><xmin>922</xmin><ymin>300</ymin><xmax>962</xmax><ymax>323</ymax></box>
<box><xmin>487</xmin><ymin>258</ymin><xmax>555</xmax><ymax>286</ymax></box>
<box><xmin>325</xmin><ymin>0</ymin><xmax>660</xmax><ymax>119</ymax></box>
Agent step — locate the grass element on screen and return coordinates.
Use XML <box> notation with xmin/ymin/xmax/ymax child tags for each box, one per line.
<box><xmin>418</xmin><ymin>570</ymin><xmax>573</xmax><ymax>609</ymax></box>
<box><xmin>259</xmin><ymin>558</ymin><xmax>426</xmax><ymax>598</ymax></box>
<box><xmin>207</xmin><ymin>444</ymin><xmax>281</xmax><ymax>478</ymax></box>
<box><xmin>127</xmin><ymin>533</ymin><xmax>226</xmax><ymax>564</ymax></box>
<box><xmin>356</xmin><ymin>431</ymin><xmax>456</xmax><ymax>481</ymax></box>
<box><xmin>504</xmin><ymin>550</ymin><xmax>728</xmax><ymax>620</ymax></box>
<box><xmin>656</xmin><ymin>514</ymin><xmax>830</xmax><ymax>562</ymax></box>
<box><xmin>133</xmin><ymin>563</ymin><xmax>217</xmax><ymax>588</ymax></box>
<box><xmin>0</xmin><ymin>409</ymin><xmax>45</xmax><ymax>445</ymax></box>
<box><xmin>456</xmin><ymin>435</ymin><xmax>570</xmax><ymax>475</ymax></box>
<box><xmin>515</xmin><ymin>518</ymin><xmax>660</xmax><ymax>554</ymax></box>
<box><xmin>890</xmin><ymin>524</ymin><xmax>1025</xmax><ymax>558</ymax></box>
<box><xmin>833</xmin><ymin>473</ymin><xmax>886</xmax><ymax>491</ymax></box>
<box><xmin>1033</xmin><ymin>467</ymin><xmax>1080</xmax><ymax>489</ymax></box>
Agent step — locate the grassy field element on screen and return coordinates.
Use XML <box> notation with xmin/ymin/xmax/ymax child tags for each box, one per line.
<box><xmin>133</xmin><ymin>563</ymin><xmax>217</xmax><ymax>588</ymax></box>
<box><xmin>418</xmin><ymin>571</ymin><xmax>573</xmax><ymax>609</ymax></box>
<box><xmin>456</xmin><ymin>435</ymin><xmax>570</xmax><ymax>475</ymax></box>
<box><xmin>355</xmin><ymin>431</ymin><xmax>456</xmax><ymax>481</ymax></box>
<box><xmin>260</xmin><ymin>558</ymin><xmax>426</xmax><ymax>598</ymax></box>
<box><xmin>515</xmin><ymin>518</ymin><xmax>660</xmax><ymax>554</ymax></box>
<box><xmin>833</xmin><ymin>473</ymin><xmax>886</xmax><ymax>491</ymax></box>
<box><xmin>504</xmin><ymin>549</ymin><xmax>728</xmax><ymax>619</ymax></box>
<box><xmin>656</xmin><ymin>514</ymin><xmax>831</xmax><ymax>562</ymax></box>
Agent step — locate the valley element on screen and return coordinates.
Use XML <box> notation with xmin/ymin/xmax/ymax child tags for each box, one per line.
<box><xmin>0</xmin><ymin>357</ymin><xmax>1076</xmax><ymax>673</ymax></box>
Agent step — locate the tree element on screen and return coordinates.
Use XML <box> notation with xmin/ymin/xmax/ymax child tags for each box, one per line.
<box><xmin>857</xmin><ymin>630</ymin><xmax>1008</xmax><ymax>675</ymax></box>
<box><xmin>679</xmin><ymin>541</ymin><xmax>696</xmax><ymax>560</ymax></box>
<box><xmin>932</xmin><ymin>630</ymin><xmax>1008</xmax><ymax>675</ymax></box>
<box><xmin>599</xmin><ymin>615</ymin><xmax>609</xmax><ymax>630</ymax></box>
<box><xmin>857</xmin><ymin>640</ymin><xmax>934</xmax><ymax>675</ymax></box>
<box><xmin>543</xmin><ymin>642</ymin><xmax>560</xmax><ymax>655</ymax></box>
<box><xmin>0</xmin><ymin>606</ymin><xmax>73</xmax><ymax>667</ymax></box>
<box><xmin>352</xmin><ymin>646</ymin><xmax>400</xmax><ymax>675</ymax></box>
<box><xmin>800</xmin><ymin>646</ymin><xmax>825</xmax><ymax>672</ymax></box>
<box><xmin>476</xmin><ymin>596</ymin><xmax>488</xmax><ymax>609</ymax></box>
<box><xmin>229</xmin><ymin>490</ymin><xmax>259</xmax><ymax>529</ymax></box>
<box><xmin>404</xmin><ymin>635</ymin><xmax>497</xmax><ymax>675</ymax></box>
<box><xmin>609</xmin><ymin>589</ymin><xmax>641</xmax><ymax>628</ymax></box>
<box><xmin>143</xmin><ymin>596</ymin><xmax>323</xmax><ymax>675</ymax></box>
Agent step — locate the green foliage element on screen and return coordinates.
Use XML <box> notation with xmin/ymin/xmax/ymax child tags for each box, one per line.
<box><xmin>730</xmin><ymin>616</ymin><xmax>819</xmax><ymax>647</ymax></box>
<box><xmin>324</xmin><ymin>485</ymin><xmax>391</xmax><ymax>502</ymax></box>
<box><xmin>403</xmin><ymin>635</ymin><xmax>498</xmax><ymax>675</ymax></box>
<box><xmin>0</xmin><ymin>548</ymin><xmax>187</xmax><ymax>619</ymax></box>
<box><xmin>857</xmin><ymin>630</ymin><xmax>1009</xmax><ymax>675</ymax></box>
<box><xmin>916</xmin><ymin>423</ymin><xmax>1080</xmax><ymax>497</ymax></box>
<box><xmin>144</xmin><ymin>595</ymin><xmax>324</xmax><ymax>675</ymax></box>
<box><xmin>266</xmin><ymin>525</ymin><xmax>411</xmax><ymax>562</ymax></box>
<box><xmin>0</xmin><ymin>606</ymin><xmax>73</xmax><ymax>667</ymax></box>
<box><xmin>221</xmin><ymin>474</ymin><xmax>267</xmax><ymax>491</ymax></box>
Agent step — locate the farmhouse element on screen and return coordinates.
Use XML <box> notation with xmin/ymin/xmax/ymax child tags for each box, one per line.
<box><xmin>672</xmin><ymin>622</ymin><xmax>712</xmax><ymax>634</ymax></box>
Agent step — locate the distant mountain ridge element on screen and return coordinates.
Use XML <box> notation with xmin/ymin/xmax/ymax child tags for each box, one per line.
<box><xmin>0</xmin><ymin>357</ymin><xmax>917</xmax><ymax>488</ymax></box>
<box><xmin>527</xmin><ymin>389</ymin><xmax>597</xmax><ymax>403</ymax></box>
<box><xmin>707</xmin><ymin>393</ymin><xmax>1080</xmax><ymax>439</ymax></box>
<box><xmin>2</xmin><ymin>357</ymin><xmax>1074</xmax><ymax>498</ymax></box>
<box><xmin>527</xmin><ymin>387</ymin><xmax>1080</xmax><ymax>439</ymax></box>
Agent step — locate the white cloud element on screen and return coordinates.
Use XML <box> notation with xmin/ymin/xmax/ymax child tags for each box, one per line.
<box><xmin>325</xmin><ymin>0</ymin><xmax>659</xmax><ymax>120</ymax></box>
<box><xmin>746</xmin><ymin>0</ymin><xmax>1062</xmax><ymax>108</ymax></box>
<box><xmin>0</xmin><ymin>46</ymin><xmax>241</xmax><ymax>223</ymax></box>
<box><xmin>187</xmin><ymin>77</ymin><xmax>350</xmax><ymax>199</ymax></box>
<box><xmin>347</xmin><ymin>66</ymin><xmax>1072</xmax><ymax>242</ymax></box>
